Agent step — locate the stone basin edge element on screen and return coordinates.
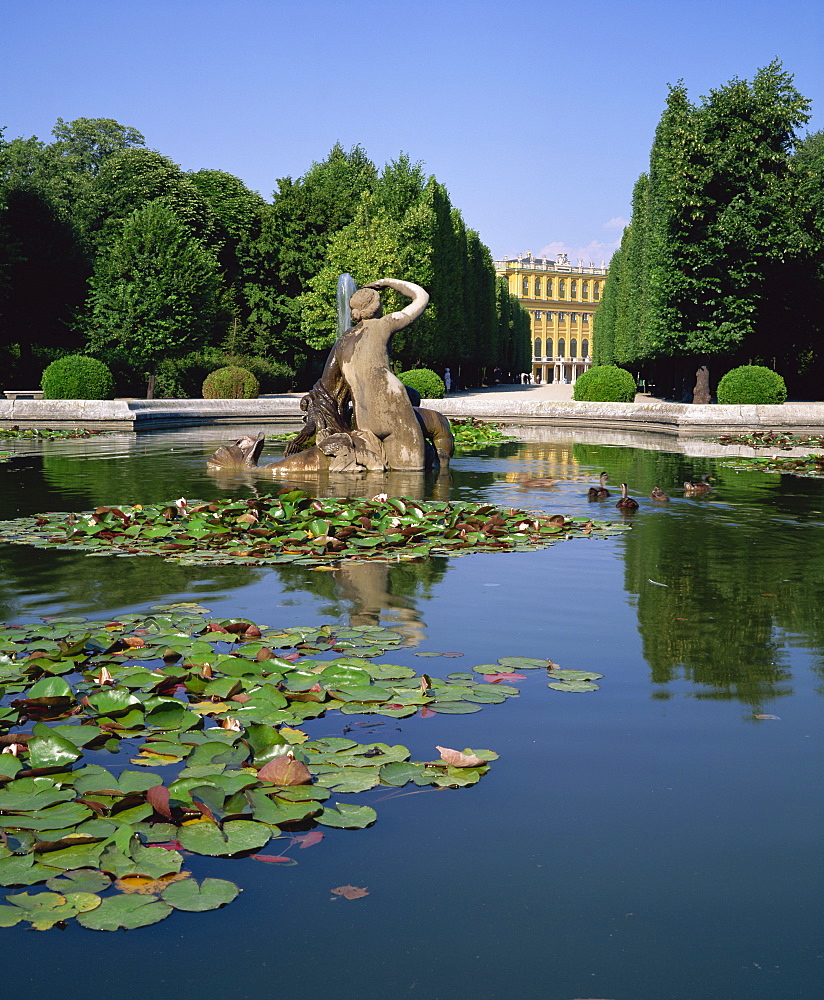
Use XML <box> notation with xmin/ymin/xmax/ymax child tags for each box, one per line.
<box><xmin>2</xmin><ymin>395</ymin><xmax>824</xmax><ymax>438</ymax></box>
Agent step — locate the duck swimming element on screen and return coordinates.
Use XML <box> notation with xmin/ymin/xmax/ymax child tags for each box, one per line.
<box><xmin>650</xmin><ymin>486</ymin><xmax>669</xmax><ymax>502</ymax></box>
<box><xmin>684</xmin><ymin>475</ymin><xmax>712</xmax><ymax>496</ymax></box>
<box><xmin>587</xmin><ymin>472</ymin><xmax>610</xmax><ymax>500</ymax></box>
<box><xmin>616</xmin><ymin>482</ymin><xmax>639</xmax><ymax>510</ymax></box>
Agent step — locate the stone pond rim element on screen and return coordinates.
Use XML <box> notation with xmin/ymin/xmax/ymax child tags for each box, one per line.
<box><xmin>3</xmin><ymin>394</ymin><xmax>824</xmax><ymax>437</ymax></box>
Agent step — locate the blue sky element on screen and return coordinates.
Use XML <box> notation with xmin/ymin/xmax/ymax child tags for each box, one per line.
<box><xmin>3</xmin><ymin>0</ymin><xmax>822</xmax><ymax>264</ymax></box>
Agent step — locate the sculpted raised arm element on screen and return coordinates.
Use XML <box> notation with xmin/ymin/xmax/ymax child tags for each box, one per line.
<box><xmin>366</xmin><ymin>278</ymin><xmax>429</xmax><ymax>329</ymax></box>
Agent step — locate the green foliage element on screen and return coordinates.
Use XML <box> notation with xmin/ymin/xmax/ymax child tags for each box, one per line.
<box><xmin>595</xmin><ymin>61</ymin><xmax>819</xmax><ymax>383</ymax></box>
<box><xmin>40</xmin><ymin>354</ymin><xmax>113</xmax><ymax>399</ymax></box>
<box><xmin>201</xmin><ymin>365</ymin><xmax>260</xmax><ymax>399</ymax></box>
<box><xmin>155</xmin><ymin>350</ymin><xmax>292</xmax><ymax>399</ymax></box>
<box><xmin>716</xmin><ymin>365</ymin><xmax>787</xmax><ymax>404</ymax></box>
<box><xmin>51</xmin><ymin>117</ymin><xmax>146</xmax><ymax>176</ymax></box>
<box><xmin>399</xmin><ymin>367</ymin><xmax>445</xmax><ymax>399</ymax></box>
<box><xmin>85</xmin><ymin>200</ymin><xmax>224</xmax><ymax>381</ymax></box>
<box><xmin>573</xmin><ymin>365</ymin><xmax>637</xmax><ymax>402</ymax></box>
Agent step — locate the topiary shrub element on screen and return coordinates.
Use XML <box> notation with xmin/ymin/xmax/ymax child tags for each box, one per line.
<box><xmin>399</xmin><ymin>368</ymin><xmax>445</xmax><ymax>399</ymax></box>
<box><xmin>572</xmin><ymin>365</ymin><xmax>637</xmax><ymax>402</ymax></box>
<box><xmin>716</xmin><ymin>365</ymin><xmax>787</xmax><ymax>405</ymax></box>
<box><xmin>202</xmin><ymin>366</ymin><xmax>259</xmax><ymax>399</ymax></box>
<box><xmin>41</xmin><ymin>355</ymin><xmax>114</xmax><ymax>400</ymax></box>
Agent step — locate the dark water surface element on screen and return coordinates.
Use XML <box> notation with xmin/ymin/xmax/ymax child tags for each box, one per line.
<box><xmin>1</xmin><ymin>427</ymin><xmax>821</xmax><ymax>1000</ymax></box>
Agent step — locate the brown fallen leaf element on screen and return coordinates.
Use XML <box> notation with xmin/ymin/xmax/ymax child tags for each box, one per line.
<box><xmin>257</xmin><ymin>753</ymin><xmax>312</xmax><ymax>785</ymax></box>
<box><xmin>436</xmin><ymin>746</ymin><xmax>487</xmax><ymax>768</ymax></box>
<box><xmin>114</xmin><ymin>871</ymin><xmax>189</xmax><ymax>895</ymax></box>
<box><xmin>331</xmin><ymin>885</ymin><xmax>369</xmax><ymax>900</ymax></box>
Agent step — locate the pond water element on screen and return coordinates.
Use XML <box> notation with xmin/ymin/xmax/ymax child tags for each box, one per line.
<box><xmin>1</xmin><ymin>426</ymin><xmax>822</xmax><ymax>1000</ymax></box>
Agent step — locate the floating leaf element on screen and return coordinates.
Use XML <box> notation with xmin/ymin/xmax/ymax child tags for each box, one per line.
<box><xmin>317</xmin><ymin>803</ymin><xmax>377</xmax><ymax>829</ymax></box>
<box><xmin>161</xmin><ymin>877</ymin><xmax>239</xmax><ymax>911</ymax></box>
<box><xmin>436</xmin><ymin>746</ymin><xmax>488</xmax><ymax>768</ymax></box>
<box><xmin>76</xmin><ymin>893</ymin><xmax>172</xmax><ymax>931</ymax></box>
<box><xmin>330</xmin><ymin>884</ymin><xmax>369</xmax><ymax>899</ymax></box>
<box><xmin>177</xmin><ymin>819</ymin><xmax>272</xmax><ymax>856</ymax></box>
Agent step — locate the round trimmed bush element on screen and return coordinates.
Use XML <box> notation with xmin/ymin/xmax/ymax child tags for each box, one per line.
<box><xmin>399</xmin><ymin>368</ymin><xmax>445</xmax><ymax>400</ymax></box>
<box><xmin>41</xmin><ymin>355</ymin><xmax>114</xmax><ymax>400</ymax></box>
<box><xmin>202</xmin><ymin>366</ymin><xmax>259</xmax><ymax>399</ymax></box>
<box><xmin>716</xmin><ymin>365</ymin><xmax>786</xmax><ymax>405</ymax></box>
<box><xmin>573</xmin><ymin>365</ymin><xmax>637</xmax><ymax>402</ymax></box>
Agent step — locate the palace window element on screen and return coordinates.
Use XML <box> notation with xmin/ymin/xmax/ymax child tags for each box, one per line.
<box><xmin>571</xmin><ymin>280</ymin><xmax>577</xmax><ymax>299</ymax></box>
<box><xmin>534</xmin><ymin>311</ymin><xmax>542</xmax><ymax>320</ymax></box>
<box><xmin>582</xmin><ymin>339</ymin><xmax>589</xmax><ymax>357</ymax></box>
<box><xmin>546</xmin><ymin>278</ymin><xmax>553</xmax><ymax>296</ymax></box>
<box><xmin>571</xmin><ymin>312</ymin><xmax>578</xmax><ymax>323</ymax></box>
<box><xmin>570</xmin><ymin>339</ymin><xmax>578</xmax><ymax>358</ymax></box>
<box><xmin>546</xmin><ymin>311</ymin><xmax>554</xmax><ymax>321</ymax></box>
<box><xmin>534</xmin><ymin>338</ymin><xmax>542</xmax><ymax>359</ymax></box>
<box><xmin>558</xmin><ymin>338</ymin><xmax>565</xmax><ymax>358</ymax></box>
<box><xmin>559</xmin><ymin>278</ymin><xmax>566</xmax><ymax>297</ymax></box>
<box><xmin>535</xmin><ymin>277</ymin><xmax>541</xmax><ymax>296</ymax></box>
<box><xmin>582</xmin><ymin>281</ymin><xmax>589</xmax><ymax>300</ymax></box>
<box><xmin>582</xmin><ymin>313</ymin><xmax>589</xmax><ymax>325</ymax></box>
<box><xmin>558</xmin><ymin>312</ymin><xmax>566</xmax><ymax>321</ymax></box>
<box><xmin>547</xmin><ymin>338</ymin><xmax>553</xmax><ymax>358</ymax></box>
<box><xmin>593</xmin><ymin>281</ymin><xmax>600</xmax><ymax>300</ymax></box>
<box><xmin>522</xmin><ymin>277</ymin><xmax>529</xmax><ymax>297</ymax></box>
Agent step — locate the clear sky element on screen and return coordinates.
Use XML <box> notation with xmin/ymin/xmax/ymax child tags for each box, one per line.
<box><xmin>3</xmin><ymin>0</ymin><xmax>822</xmax><ymax>265</ymax></box>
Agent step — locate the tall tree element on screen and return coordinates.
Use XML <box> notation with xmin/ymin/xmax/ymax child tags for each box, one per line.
<box><xmin>85</xmin><ymin>199</ymin><xmax>224</xmax><ymax>395</ymax></box>
<box><xmin>51</xmin><ymin>117</ymin><xmax>146</xmax><ymax>176</ymax></box>
<box><xmin>594</xmin><ymin>62</ymin><xmax>813</xmax><ymax>385</ymax></box>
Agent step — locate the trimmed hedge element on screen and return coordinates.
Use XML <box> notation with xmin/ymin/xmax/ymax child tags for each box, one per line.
<box><xmin>202</xmin><ymin>366</ymin><xmax>260</xmax><ymax>399</ymax></box>
<box><xmin>716</xmin><ymin>365</ymin><xmax>786</xmax><ymax>405</ymax></box>
<box><xmin>573</xmin><ymin>365</ymin><xmax>636</xmax><ymax>402</ymax></box>
<box><xmin>399</xmin><ymin>368</ymin><xmax>445</xmax><ymax>399</ymax></box>
<box><xmin>41</xmin><ymin>355</ymin><xmax>114</xmax><ymax>400</ymax></box>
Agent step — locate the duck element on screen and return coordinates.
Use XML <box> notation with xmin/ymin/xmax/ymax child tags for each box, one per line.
<box><xmin>684</xmin><ymin>474</ymin><xmax>712</xmax><ymax>496</ymax></box>
<box><xmin>587</xmin><ymin>472</ymin><xmax>610</xmax><ymax>500</ymax></box>
<box><xmin>616</xmin><ymin>483</ymin><xmax>639</xmax><ymax>511</ymax></box>
<box><xmin>650</xmin><ymin>486</ymin><xmax>669</xmax><ymax>502</ymax></box>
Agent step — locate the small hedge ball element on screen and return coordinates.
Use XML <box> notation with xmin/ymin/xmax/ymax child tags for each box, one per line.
<box><xmin>398</xmin><ymin>368</ymin><xmax>445</xmax><ymax>400</ymax></box>
<box><xmin>716</xmin><ymin>365</ymin><xmax>786</xmax><ymax>405</ymax></box>
<box><xmin>41</xmin><ymin>355</ymin><xmax>114</xmax><ymax>400</ymax></box>
<box><xmin>572</xmin><ymin>365</ymin><xmax>637</xmax><ymax>402</ymax></box>
<box><xmin>202</xmin><ymin>366</ymin><xmax>260</xmax><ymax>399</ymax></box>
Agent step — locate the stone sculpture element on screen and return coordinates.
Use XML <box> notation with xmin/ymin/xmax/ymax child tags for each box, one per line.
<box><xmin>208</xmin><ymin>278</ymin><xmax>454</xmax><ymax>475</ymax></box>
<box><xmin>693</xmin><ymin>365</ymin><xmax>711</xmax><ymax>405</ymax></box>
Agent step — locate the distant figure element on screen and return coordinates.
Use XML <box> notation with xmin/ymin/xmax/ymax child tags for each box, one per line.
<box><xmin>693</xmin><ymin>365</ymin><xmax>711</xmax><ymax>405</ymax></box>
<box><xmin>444</xmin><ymin>368</ymin><xmax>452</xmax><ymax>393</ymax></box>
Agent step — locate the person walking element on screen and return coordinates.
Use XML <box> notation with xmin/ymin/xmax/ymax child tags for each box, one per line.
<box><xmin>444</xmin><ymin>368</ymin><xmax>452</xmax><ymax>393</ymax></box>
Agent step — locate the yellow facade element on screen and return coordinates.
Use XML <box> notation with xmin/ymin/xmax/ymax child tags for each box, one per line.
<box><xmin>494</xmin><ymin>251</ymin><xmax>608</xmax><ymax>385</ymax></box>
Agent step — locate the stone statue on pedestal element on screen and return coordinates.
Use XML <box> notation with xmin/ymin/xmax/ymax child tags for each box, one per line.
<box><xmin>208</xmin><ymin>277</ymin><xmax>454</xmax><ymax>476</ymax></box>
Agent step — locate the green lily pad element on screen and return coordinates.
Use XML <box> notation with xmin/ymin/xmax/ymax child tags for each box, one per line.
<box><xmin>161</xmin><ymin>876</ymin><xmax>239</xmax><ymax>912</ymax></box>
<box><xmin>45</xmin><ymin>869</ymin><xmax>113</xmax><ymax>894</ymax></box>
<box><xmin>177</xmin><ymin>819</ymin><xmax>272</xmax><ymax>856</ymax></box>
<box><xmin>317</xmin><ymin>803</ymin><xmax>377</xmax><ymax>829</ymax></box>
<box><xmin>76</xmin><ymin>893</ymin><xmax>172</xmax><ymax>930</ymax></box>
<box><xmin>547</xmin><ymin>680</ymin><xmax>600</xmax><ymax>692</ymax></box>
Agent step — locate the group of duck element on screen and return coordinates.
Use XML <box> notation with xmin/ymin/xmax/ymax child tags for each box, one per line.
<box><xmin>588</xmin><ymin>472</ymin><xmax>712</xmax><ymax>511</ymax></box>
<box><xmin>517</xmin><ymin>471</ymin><xmax>713</xmax><ymax>511</ymax></box>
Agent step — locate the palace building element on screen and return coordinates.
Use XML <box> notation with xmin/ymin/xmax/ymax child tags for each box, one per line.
<box><xmin>494</xmin><ymin>251</ymin><xmax>608</xmax><ymax>385</ymax></box>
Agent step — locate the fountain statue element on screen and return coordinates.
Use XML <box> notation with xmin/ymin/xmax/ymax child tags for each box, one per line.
<box><xmin>208</xmin><ymin>276</ymin><xmax>454</xmax><ymax>475</ymax></box>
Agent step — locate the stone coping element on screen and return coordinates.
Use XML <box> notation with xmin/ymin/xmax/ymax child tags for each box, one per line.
<box><xmin>2</xmin><ymin>394</ymin><xmax>824</xmax><ymax>437</ymax></box>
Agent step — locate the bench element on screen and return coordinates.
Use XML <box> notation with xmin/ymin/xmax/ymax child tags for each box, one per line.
<box><xmin>3</xmin><ymin>390</ymin><xmax>44</xmax><ymax>400</ymax></box>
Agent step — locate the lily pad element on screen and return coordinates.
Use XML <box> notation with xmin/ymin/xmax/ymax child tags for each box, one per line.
<box><xmin>161</xmin><ymin>877</ymin><xmax>239</xmax><ymax>911</ymax></box>
<box><xmin>76</xmin><ymin>893</ymin><xmax>172</xmax><ymax>931</ymax></box>
<box><xmin>177</xmin><ymin>819</ymin><xmax>273</xmax><ymax>856</ymax></box>
<box><xmin>317</xmin><ymin>803</ymin><xmax>377</xmax><ymax>829</ymax></box>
